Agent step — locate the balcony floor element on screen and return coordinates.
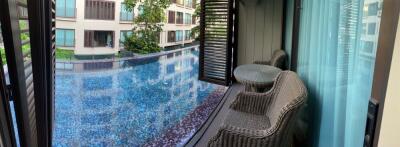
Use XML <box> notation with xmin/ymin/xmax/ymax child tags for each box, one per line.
<box><xmin>186</xmin><ymin>83</ymin><xmax>244</xmax><ymax>146</ymax></box>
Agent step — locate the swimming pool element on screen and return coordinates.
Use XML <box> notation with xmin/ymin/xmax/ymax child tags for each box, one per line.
<box><xmin>53</xmin><ymin>48</ymin><xmax>227</xmax><ymax>146</ymax></box>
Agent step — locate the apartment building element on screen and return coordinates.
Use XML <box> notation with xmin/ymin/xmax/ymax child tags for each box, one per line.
<box><xmin>357</xmin><ymin>0</ymin><xmax>382</xmax><ymax>86</ymax></box>
<box><xmin>55</xmin><ymin>0</ymin><xmax>197</xmax><ymax>55</ymax></box>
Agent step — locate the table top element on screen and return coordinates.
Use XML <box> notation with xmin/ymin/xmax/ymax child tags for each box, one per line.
<box><xmin>234</xmin><ymin>64</ymin><xmax>282</xmax><ymax>87</ymax></box>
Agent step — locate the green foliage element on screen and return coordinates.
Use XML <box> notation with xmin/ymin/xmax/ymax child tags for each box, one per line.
<box><xmin>0</xmin><ymin>45</ymin><xmax>30</xmax><ymax>65</ymax></box>
<box><xmin>56</xmin><ymin>48</ymin><xmax>75</xmax><ymax>60</ymax></box>
<box><xmin>0</xmin><ymin>48</ymin><xmax>5</xmax><ymax>65</ymax></box>
<box><xmin>0</xmin><ymin>20</ymin><xmax>31</xmax><ymax>65</ymax></box>
<box><xmin>123</xmin><ymin>30</ymin><xmax>161</xmax><ymax>54</ymax></box>
<box><xmin>190</xmin><ymin>3</ymin><xmax>200</xmax><ymax>40</ymax></box>
<box><xmin>123</xmin><ymin>0</ymin><xmax>170</xmax><ymax>54</ymax></box>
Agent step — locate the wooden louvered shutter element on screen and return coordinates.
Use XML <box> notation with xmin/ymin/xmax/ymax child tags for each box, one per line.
<box><xmin>0</xmin><ymin>0</ymin><xmax>39</xmax><ymax>146</ymax></box>
<box><xmin>199</xmin><ymin>0</ymin><xmax>236</xmax><ymax>86</ymax></box>
<box><xmin>26</xmin><ymin>0</ymin><xmax>55</xmax><ymax>145</ymax></box>
<box><xmin>0</xmin><ymin>0</ymin><xmax>55</xmax><ymax>146</ymax></box>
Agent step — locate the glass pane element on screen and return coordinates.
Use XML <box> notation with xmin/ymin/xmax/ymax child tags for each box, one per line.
<box><xmin>56</xmin><ymin>0</ymin><xmax>66</xmax><ymax>17</ymax></box>
<box><xmin>120</xmin><ymin>4</ymin><xmax>127</xmax><ymax>20</ymax></box>
<box><xmin>138</xmin><ymin>5</ymin><xmax>144</xmax><ymax>15</ymax></box>
<box><xmin>56</xmin><ymin>29</ymin><xmax>65</xmax><ymax>46</ymax></box>
<box><xmin>368</xmin><ymin>2</ymin><xmax>379</xmax><ymax>16</ymax></box>
<box><xmin>65</xmin><ymin>0</ymin><xmax>75</xmax><ymax>17</ymax></box>
<box><xmin>367</xmin><ymin>23</ymin><xmax>376</xmax><ymax>35</ymax></box>
<box><xmin>127</xmin><ymin>13</ymin><xmax>133</xmax><ymax>21</ymax></box>
<box><xmin>65</xmin><ymin>30</ymin><xmax>75</xmax><ymax>47</ymax></box>
<box><xmin>297</xmin><ymin>0</ymin><xmax>383</xmax><ymax>146</ymax></box>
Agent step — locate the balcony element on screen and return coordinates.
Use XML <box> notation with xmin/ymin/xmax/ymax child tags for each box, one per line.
<box><xmin>0</xmin><ymin>0</ymin><xmax>399</xmax><ymax>146</ymax></box>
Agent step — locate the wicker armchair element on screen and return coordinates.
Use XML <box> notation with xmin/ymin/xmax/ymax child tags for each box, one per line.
<box><xmin>254</xmin><ymin>50</ymin><xmax>287</xmax><ymax>69</ymax></box>
<box><xmin>208</xmin><ymin>71</ymin><xmax>307</xmax><ymax>147</ymax></box>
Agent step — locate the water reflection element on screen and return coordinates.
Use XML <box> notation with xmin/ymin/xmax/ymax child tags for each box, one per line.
<box><xmin>54</xmin><ymin>49</ymin><xmax>222</xmax><ymax>146</ymax></box>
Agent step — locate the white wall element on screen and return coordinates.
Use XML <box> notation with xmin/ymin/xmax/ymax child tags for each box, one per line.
<box><xmin>237</xmin><ymin>0</ymin><xmax>283</xmax><ymax>65</ymax></box>
<box><xmin>377</xmin><ymin>13</ymin><xmax>400</xmax><ymax>147</ymax></box>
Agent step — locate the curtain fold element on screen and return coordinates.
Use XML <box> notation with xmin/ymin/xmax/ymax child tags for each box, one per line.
<box><xmin>297</xmin><ymin>0</ymin><xmax>382</xmax><ymax>146</ymax></box>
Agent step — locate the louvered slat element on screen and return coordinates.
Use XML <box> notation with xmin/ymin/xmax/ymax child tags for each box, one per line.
<box><xmin>199</xmin><ymin>0</ymin><xmax>235</xmax><ymax>86</ymax></box>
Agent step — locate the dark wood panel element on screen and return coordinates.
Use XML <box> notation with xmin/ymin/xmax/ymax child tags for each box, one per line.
<box><xmin>290</xmin><ymin>0</ymin><xmax>301</xmax><ymax>72</ymax></box>
<box><xmin>0</xmin><ymin>0</ymin><xmax>39</xmax><ymax>146</ymax></box>
<box><xmin>371</xmin><ymin>0</ymin><xmax>400</xmax><ymax>146</ymax></box>
<box><xmin>199</xmin><ymin>0</ymin><xmax>236</xmax><ymax>86</ymax></box>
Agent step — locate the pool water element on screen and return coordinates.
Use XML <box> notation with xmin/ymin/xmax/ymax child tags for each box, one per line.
<box><xmin>53</xmin><ymin>49</ymin><xmax>226</xmax><ymax>146</ymax></box>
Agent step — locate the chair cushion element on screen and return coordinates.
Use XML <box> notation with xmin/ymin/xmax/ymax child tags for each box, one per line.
<box><xmin>223</xmin><ymin>110</ymin><xmax>271</xmax><ymax>131</ymax></box>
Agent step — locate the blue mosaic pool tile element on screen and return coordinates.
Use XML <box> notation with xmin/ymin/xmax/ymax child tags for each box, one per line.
<box><xmin>54</xmin><ymin>50</ymin><xmax>227</xmax><ymax>146</ymax></box>
<box><xmin>80</xmin><ymin>127</ymin><xmax>112</xmax><ymax>140</ymax></box>
<box><xmin>81</xmin><ymin>113</ymin><xmax>112</xmax><ymax>125</ymax></box>
<box><xmin>82</xmin><ymin>96</ymin><xmax>112</xmax><ymax>110</ymax></box>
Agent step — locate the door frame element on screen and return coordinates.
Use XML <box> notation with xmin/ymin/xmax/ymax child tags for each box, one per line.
<box><xmin>371</xmin><ymin>0</ymin><xmax>400</xmax><ymax>146</ymax></box>
<box><xmin>289</xmin><ymin>0</ymin><xmax>301</xmax><ymax>71</ymax></box>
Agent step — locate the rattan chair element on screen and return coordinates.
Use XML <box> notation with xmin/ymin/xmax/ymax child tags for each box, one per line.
<box><xmin>208</xmin><ymin>71</ymin><xmax>308</xmax><ymax>147</ymax></box>
<box><xmin>254</xmin><ymin>50</ymin><xmax>287</xmax><ymax>69</ymax></box>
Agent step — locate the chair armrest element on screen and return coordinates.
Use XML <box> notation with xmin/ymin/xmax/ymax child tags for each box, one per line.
<box><xmin>208</xmin><ymin>125</ymin><xmax>276</xmax><ymax>147</ymax></box>
<box><xmin>253</xmin><ymin>60</ymin><xmax>271</xmax><ymax>65</ymax></box>
<box><xmin>229</xmin><ymin>91</ymin><xmax>274</xmax><ymax>115</ymax></box>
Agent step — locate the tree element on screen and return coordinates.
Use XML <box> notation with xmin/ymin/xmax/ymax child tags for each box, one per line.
<box><xmin>191</xmin><ymin>3</ymin><xmax>200</xmax><ymax>41</ymax></box>
<box><xmin>123</xmin><ymin>0</ymin><xmax>170</xmax><ymax>54</ymax></box>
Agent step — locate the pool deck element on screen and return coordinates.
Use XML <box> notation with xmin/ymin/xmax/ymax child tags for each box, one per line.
<box><xmin>186</xmin><ymin>83</ymin><xmax>244</xmax><ymax>146</ymax></box>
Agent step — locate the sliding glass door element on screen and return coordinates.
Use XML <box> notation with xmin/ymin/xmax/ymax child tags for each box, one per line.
<box><xmin>297</xmin><ymin>0</ymin><xmax>383</xmax><ymax>146</ymax></box>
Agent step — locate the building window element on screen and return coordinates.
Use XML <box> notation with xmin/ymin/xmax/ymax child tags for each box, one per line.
<box><xmin>120</xmin><ymin>3</ymin><xmax>134</xmax><ymax>21</ymax></box>
<box><xmin>170</xmin><ymin>0</ymin><xmax>176</xmax><ymax>4</ymax></box>
<box><xmin>192</xmin><ymin>0</ymin><xmax>196</xmax><ymax>8</ymax></box>
<box><xmin>184</xmin><ymin>0</ymin><xmax>192</xmax><ymax>8</ymax></box>
<box><xmin>367</xmin><ymin>2</ymin><xmax>379</xmax><ymax>16</ymax></box>
<box><xmin>168</xmin><ymin>11</ymin><xmax>176</xmax><ymax>24</ymax></box>
<box><xmin>56</xmin><ymin>0</ymin><xmax>76</xmax><ymax>18</ymax></box>
<box><xmin>138</xmin><ymin>5</ymin><xmax>144</xmax><ymax>16</ymax></box>
<box><xmin>184</xmin><ymin>13</ymin><xmax>192</xmax><ymax>24</ymax></box>
<box><xmin>367</xmin><ymin>23</ymin><xmax>376</xmax><ymax>35</ymax></box>
<box><xmin>168</xmin><ymin>31</ymin><xmax>176</xmax><ymax>43</ymax></box>
<box><xmin>363</xmin><ymin>41</ymin><xmax>374</xmax><ymax>53</ymax></box>
<box><xmin>56</xmin><ymin>29</ymin><xmax>75</xmax><ymax>47</ymax></box>
<box><xmin>176</xmin><ymin>30</ymin><xmax>183</xmax><ymax>42</ymax></box>
<box><xmin>85</xmin><ymin>0</ymin><xmax>115</xmax><ymax>20</ymax></box>
<box><xmin>120</xmin><ymin>30</ymin><xmax>133</xmax><ymax>47</ymax></box>
<box><xmin>362</xmin><ymin>23</ymin><xmax>367</xmax><ymax>35</ymax></box>
<box><xmin>84</xmin><ymin>30</ymin><xmax>114</xmax><ymax>48</ymax></box>
<box><xmin>176</xmin><ymin>0</ymin><xmax>184</xmax><ymax>5</ymax></box>
<box><xmin>176</xmin><ymin>12</ymin><xmax>183</xmax><ymax>24</ymax></box>
<box><xmin>185</xmin><ymin>30</ymin><xmax>191</xmax><ymax>40</ymax></box>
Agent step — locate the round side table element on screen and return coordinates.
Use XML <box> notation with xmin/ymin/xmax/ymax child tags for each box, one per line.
<box><xmin>234</xmin><ymin>64</ymin><xmax>282</xmax><ymax>92</ymax></box>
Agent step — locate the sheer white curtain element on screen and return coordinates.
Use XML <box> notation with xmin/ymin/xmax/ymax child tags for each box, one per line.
<box><xmin>297</xmin><ymin>0</ymin><xmax>382</xmax><ymax>146</ymax></box>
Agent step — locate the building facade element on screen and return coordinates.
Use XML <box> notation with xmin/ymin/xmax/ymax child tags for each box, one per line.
<box><xmin>56</xmin><ymin>0</ymin><xmax>197</xmax><ymax>55</ymax></box>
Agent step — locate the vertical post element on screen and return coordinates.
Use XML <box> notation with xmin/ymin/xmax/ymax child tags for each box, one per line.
<box><xmin>290</xmin><ymin>0</ymin><xmax>301</xmax><ymax>72</ymax></box>
<box><xmin>232</xmin><ymin>0</ymin><xmax>239</xmax><ymax>81</ymax></box>
<box><xmin>370</xmin><ymin>0</ymin><xmax>400</xmax><ymax>146</ymax></box>
<box><xmin>27</xmin><ymin>0</ymin><xmax>55</xmax><ymax>146</ymax></box>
